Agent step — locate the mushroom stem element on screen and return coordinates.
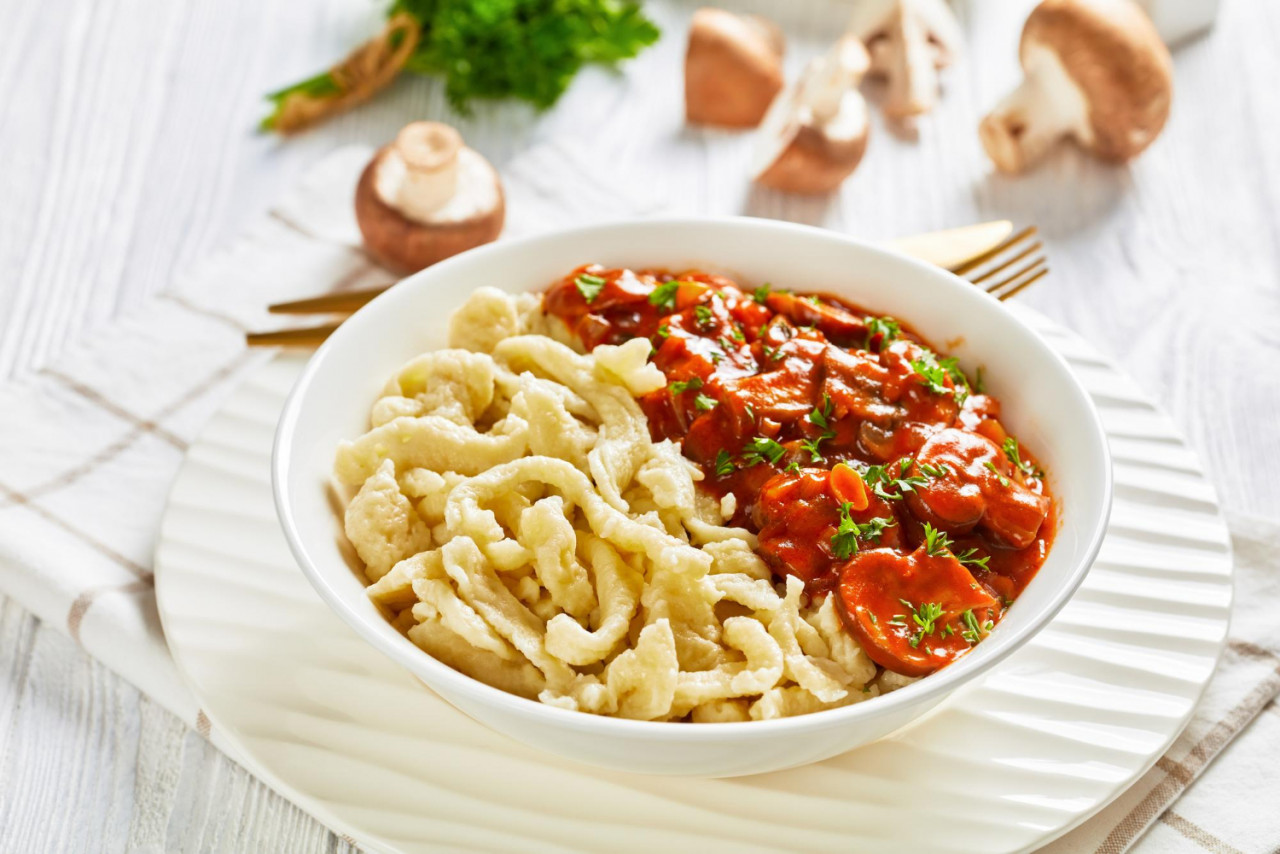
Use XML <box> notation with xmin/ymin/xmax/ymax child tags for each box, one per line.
<box><xmin>800</xmin><ymin>38</ymin><xmax>870</xmax><ymax>124</ymax></box>
<box><xmin>882</xmin><ymin>5</ymin><xmax>938</xmax><ymax>118</ymax></box>
<box><xmin>374</xmin><ymin>122</ymin><xmax>462</xmax><ymax>223</ymax></box>
<box><xmin>978</xmin><ymin>48</ymin><xmax>1089</xmax><ymax>173</ymax></box>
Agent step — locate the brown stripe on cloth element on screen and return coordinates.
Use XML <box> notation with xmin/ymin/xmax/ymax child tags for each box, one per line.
<box><xmin>44</xmin><ymin>370</ymin><xmax>188</xmax><ymax>449</ymax></box>
<box><xmin>195</xmin><ymin>709</ymin><xmax>212</xmax><ymax>738</ymax></box>
<box><xmin>66</xmin><ymin>577</ymin><xmax>155</xmax><ymax>643</ymax></box>
<box><xmin>0</xmin><ymin>350</ymin><xmax>261</xmax><ymax>512</ymax></box>
<box><xmin>1160</xmin><ymin>811</ymin><xmax>1246</xmax><ymax>854</ymax></box>
<box><xmin>1095</xmin><ymin>646</ymin><xmax>1280</xmax><ymax>853</ymax></box>
<box><xmin>0</xmin><ymin>480</ymin><xmax>151</xmax><ymax>579</ymax></box>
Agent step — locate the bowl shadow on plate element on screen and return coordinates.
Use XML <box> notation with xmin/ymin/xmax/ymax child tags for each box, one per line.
<box><xmin>326</xmin><ymin>479</ymin><xmax>366</xmax><ymax>583</ymax></box>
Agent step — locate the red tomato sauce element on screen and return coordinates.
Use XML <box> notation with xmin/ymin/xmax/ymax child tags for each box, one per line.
<box><xmin>544</xmin><ymin>265</ymin><xmax>1055</xmax><ymax>676</ymax></box>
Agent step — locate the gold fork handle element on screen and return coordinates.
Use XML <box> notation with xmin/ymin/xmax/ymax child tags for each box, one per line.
<box><xmin>245</xmin><ymin>323</ymin><xmax>342</xmax><ymax>348</ymax></box>
<box><xmin>268</xmin><ymin>286</ymin><xmax>390</xmax><ymax>315</ymax></box>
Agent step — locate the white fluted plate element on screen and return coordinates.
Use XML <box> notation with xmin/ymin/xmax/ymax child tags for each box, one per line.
<box><xmin>155</xmin><ymin>308</ymin><xmax>1232</xmax><ymax>854</ymax></box>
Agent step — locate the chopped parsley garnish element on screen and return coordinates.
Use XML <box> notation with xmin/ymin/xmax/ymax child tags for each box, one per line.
<box><xmin>801</xmin><ymin>394</ymin><xmax>837</xmax><ymax>462</ymax></box>
<box><xmin>669</xmin><ymin>377</ymin><xmax>703</xmax><ymax>394</ymax></box>
<box><xmin>648</xmin><ymin>280</ymin><xmax>680</xmax><ymax>310</ymax></box>
<box><xmin>1003</xmin><ymin>437</ymin><xmax>1044</xmax><ymax>478</ymax></box>
<box><xmin>741</xmin><ymin>436</ymin><xmax>787</xmax><ymax>467</ymax></box>
<box><xmin>655</xmin><ymin>323</ymin><xmax>670</xmax><ymax>340</ymax></box>
<box><xmin>864</xmin><ymin>316</ymin><xmax>900</xmax><ymax>350</ymax></box>
<box><xmin>784</xmin><ymin>459</ymin><xmax>802</xmax><ymax>473</ymax></box>
<box><xmin>709</xmin><ymin>351</ymin><xmax>723</xmax><ymax>364</ymax></box>
<box><xmin>954</xmin><ymin>548</ymin><xmax>991</xmax><ymax>570</ymax></box>
<box><xmin>917</xmin><ymin>461</ymin><xmax>950</xmax><ymax>479</ymax></box>
<box><xmin>805</xmin><ymin>295</ymin><xmax>823</xmax><ymax>306</ymax></box>
<box><xmin>974</xmin><ymin>366</ymin><xmax>986</xmax><ymax>394</ymax></box>
<box><xmin>731</xmin><ymin>324</ymin><xmax>746</xmax><ymax>342</ymax></box>
<box><xmin>862</xmin><ymin>458</ymin><xmax>930</xmax><ymax>501</ymax></box>
<box><xmin>921</xmin><ymin>522</ymin><xmax>953</xmax><ymax>557</ymax></box>
<box><xmin>714</xmin><ymin>450</ymin><xmax>735</xmax><ymax>477</ymax></box>
<box><xmin>694</xmin><ymin>304</ymin><xmax>714</xmax><ymax>328</ymax></box>
<box><xmin>960</xmin><ymin>609</ymin><xmax>994</xmax><ymax>645</ymax></box>
<box><xmin>983</xmin><ymin>460</ymin><xmax>1011</xmax><ymax>487</ymax></box>
<box><xmin>744</xmin><ymin>405</ymin><xmax>755</xmax><ymax>423</ymax></box>
<box><xmin>830</xmin><ymin>504</ymin><xmax>896</xmax><ymax>559</ymax></box>
<box><xmin>694</xmin><ymin>393</ymin><xmax>718</xmax><ymax>411</ymax></box>
<box><xmin>574</xmin><ymin>273</ymin><xmax>607</xmax><ymax>303</ymax></box>
<box><xmin>752</xmin><ymin>283</ymin><xmax>772</xmax><ymax>304</ymax></box>
<box><xmin>718</xmin><ymin>336</ymin><xmax>734</xmax><ymax>351</ymax></box>
<box><xmin>899</xmin><ymin>599</ymin><xmax>944</xmax><ymax>648</ymax></box>
<box><xmin>807</xmin><ymin>394</ymin><xmax>834</xmax><ymax>430</ymax></box>
<box><xmin>909</xmin><ymin>353</ymin><xmax>953</xmax><ymax>396</ymax></box>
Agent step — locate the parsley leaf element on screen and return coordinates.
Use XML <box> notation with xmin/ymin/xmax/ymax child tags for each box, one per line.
<box><xmin>830</xmin><ymin>503</ymin><xmax>896</xmax><ymax>559</ymax></box>
<box><xmin>574</xmin><ymin>273</ymin><xmax>606</xmax><ymax>303</ymax></box>
<box><xmin>900</xmin><ymin>599</ymin><xmax>945</xmax><ymax>648</ymax></box>
<box><xmin>1002</xmin><ymin>437</ymin><xmax>1044</xmax><ymax>478</ymax></box>
<box><xmin>862</xmin><ymin>461</ymin><xmax>930</xmax><ymax>501</ymax></box>
<box><xmin>648</xmin><ymin>280</ymin><xmax>680</xmax><ymax>311</ymax></box>
<box><xmin>960</xmin><ymin>609</ymin><xmax>994</xmax><ymax>645</ymax></box>
<box><xmin>807</xmin><ymin>394</ymin><xmax>834</xmax><ymax>430</ymax></box>
<box><xmin>694</xmin><ymin>393</ymin><xmax>718</xmax><ymax>411</ymax></box>
<box><xmin>714</xmin><ymin>450</ymin><xmax>735</xmax><ymax>477</ymax></box>
<box><xmin>694</xmin><ymin>304</ymin><xmax>714</xmax><ymax>329</ymax></box>
<box><xmin>752</xmin><ymin>283</ymin><xmax>772</xmax><ymax>304</ymax></box>
<box><xmin>921</xmin><ymin>522</ymin><xmax>953</xmax><ymax>557</ymax></box>
<box><xmin>954</xmin><ymin>548</ymin><xmax>990</xmax><ymax>570</ymax></box>
<box><xmin>741</xmin><ymin>436</ymin><xmax>786</xmax><ymax>467</ymax></box>
<box><xmin>669</xmin><ymin>377</ymin><xmax>703</xmax><ymax>395</ymax></box>
<box><xmin>983</xmin><ymin>460</ymin><xmax>1011</xmax><ymax>487</ymax></box>
<box><xmin>864</xmin><ymin>316</ymin><xmax>900</xmax><ymax>350</ymax></box>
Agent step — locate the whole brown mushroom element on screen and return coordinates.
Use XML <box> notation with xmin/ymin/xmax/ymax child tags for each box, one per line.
<box><xmin>685</xmin><ymin>7</ymin><xmax>785</xmax><ymax>128</ymax></box>
<box><xmin>751</xmin><ymin>36</ymin><xmax>871</xmax><ymax>195</ymax></box>
<box><xmin>979</xmin><ymin>0</ymin><xmax>1174</xmax><ymax>173</ymax></box>
<box><xmin>355</xmin><ymin>122</ymin><xmax>505</xmax><ymax>274</ymax></box>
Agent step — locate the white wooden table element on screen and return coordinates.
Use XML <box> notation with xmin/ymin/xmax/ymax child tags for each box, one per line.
<box><xmin>1</xmin><ymin>0</ymin><xmax>1277</xmax><ymax>850</ymax></box>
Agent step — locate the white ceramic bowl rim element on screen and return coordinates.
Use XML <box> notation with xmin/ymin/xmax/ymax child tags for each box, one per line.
<box><xmin>273</xmin><ymin>216</ymin><xmax>1112</xmax><ymax>742</ymax></box>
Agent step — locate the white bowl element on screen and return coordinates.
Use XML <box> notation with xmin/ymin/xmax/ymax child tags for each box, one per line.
<box><xmin>273</xmin><ymin>217</ymin><xmax>1111</xmax><ymax>777</ymax></box>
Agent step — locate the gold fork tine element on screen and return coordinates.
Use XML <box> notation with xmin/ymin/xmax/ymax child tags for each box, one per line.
<box><xmin>988</xmin><ymin>260</ymin><xmax>1049</xmax><ymax>301</ymax></box>
<box><xmin>949</xmin><ymin>225</ymin><xmax>1038</xmax><ymax>276</ymax></box>
<box><xmin>966</xmin><ymin>241</ymin><xmax>1043</xmax><ymax>286</ymax></box>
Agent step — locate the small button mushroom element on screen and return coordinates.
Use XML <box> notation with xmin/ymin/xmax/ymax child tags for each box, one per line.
<box><xmin>979</xmin><ymin>0</ymin><xmax>1174</xmax><ymax>174</ymax></box>
<box><xmin>847</xmin><ymin>0</ymin><xmax>963</xmax><ymax>121</ymax></box>
<box><xmin>355</xmin><ymin>122</ymin><xmax>505</xmax><ymax>273</ymax></box>
<box><xmin>750</xmin><ymin>36</ymin><xmax>871</xmax><ymax>195</ymax></box>
<box><xmin>685</xmin><ymin>8</ymin><xmax>785</xmax><ymax>128</ymax></box>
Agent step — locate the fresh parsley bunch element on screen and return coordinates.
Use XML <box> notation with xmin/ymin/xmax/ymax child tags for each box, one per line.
<box><xmin>263</xmin><ymin>0</ymin><xmax>659</xmax><ymax>132</ymax></box>
<box><xmin>397</xmin><ymin>0</ymin><xmax>659</xmax><ymax>112</ymax></box>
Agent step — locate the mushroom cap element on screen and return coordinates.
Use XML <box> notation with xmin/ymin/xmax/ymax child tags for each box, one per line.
<box><xmin>1022</xmin><ymin>0</ymin><xmax>1173</xmax><ymax>160</ymax></box>
<box><xmin>355</xmin><ymin>144</ymin><xmax>505</xmax><ymax>274</ymax></box>
<box><xmin>685</xmin><ymin>7</ymin><xmax>785</xmax><ymax>128</ymax></box>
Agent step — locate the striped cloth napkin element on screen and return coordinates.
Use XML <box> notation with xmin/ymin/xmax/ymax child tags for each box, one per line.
<box><xmin>0</xmin><ymin>146</ymin><xmax>1274</xmax><ymax>854</ymax></box>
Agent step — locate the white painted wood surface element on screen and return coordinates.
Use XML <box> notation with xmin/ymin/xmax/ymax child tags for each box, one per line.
<box><xmin>0</xmin><ymin>0</ymin><xmax>1276</xmax><ymax>850</ymax></box>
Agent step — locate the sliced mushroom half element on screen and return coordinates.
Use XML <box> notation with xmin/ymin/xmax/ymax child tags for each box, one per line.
<box><xmin>751</xmin><ymin>36</ymin><xmax>871</xmax><ymax>195</ymax></box>
<box><xmin>847</xmin><ymin>0</ymin><xmax>963</xmax><ymax>120</ymax></box>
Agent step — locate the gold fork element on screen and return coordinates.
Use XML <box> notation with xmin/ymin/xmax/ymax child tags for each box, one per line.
<box><xmin>247</xmin><ymin>221</ymin><xmax>1048</xmax><ymax>347</ymax></box>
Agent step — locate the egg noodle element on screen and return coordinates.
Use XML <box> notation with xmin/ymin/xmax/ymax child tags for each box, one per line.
<box><xmin>336</xmin><ymin>288</ymin><xmax>915</xmax><ymax>720</ymax></box>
